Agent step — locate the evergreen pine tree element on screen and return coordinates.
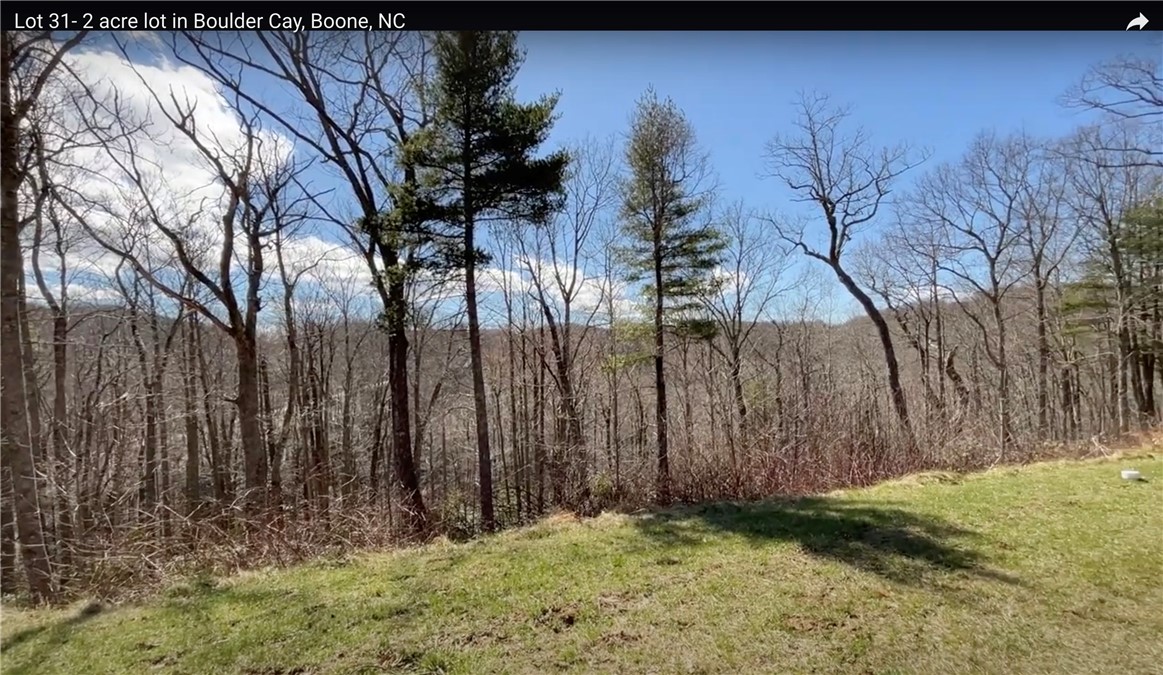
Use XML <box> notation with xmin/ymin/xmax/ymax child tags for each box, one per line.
<box><xmin>620</xmin><ymin>89</ymin><xmax>725</xmax><ymax>504</ymax></box>
<box><xmin>404</xmin><ymin>31</ymin><xmax>568</xmax><ymax>531</ymax></box>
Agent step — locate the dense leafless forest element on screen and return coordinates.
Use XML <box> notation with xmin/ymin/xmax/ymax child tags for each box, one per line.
<box><xmin>1</xmin><ymin>30</ymin><xmax>1159</xmax><ymax>604</ymax></box>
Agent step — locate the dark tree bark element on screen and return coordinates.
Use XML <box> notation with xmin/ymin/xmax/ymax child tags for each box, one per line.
<box><xmin>765</xmin><ymin>93</ymin><xmax>921</xmax><ymax>447</ymax></box>
<box><xmin>182</xmin><ymin>315</ymin><xmax>201</xmax><ymax>516</ymax></box>
<box><xmin>0</xmin><ymin>29</ymin><xmax>87</xmax><ymax>603</ymax></box>
<box><xmin>172</xmin><ymin>31</ymin><xmax>432</xmax><ymax>534</ymax></box>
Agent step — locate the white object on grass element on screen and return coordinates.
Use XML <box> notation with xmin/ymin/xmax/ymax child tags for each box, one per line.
<box><xmin>1121</xmin><ymin>469</ymin><xmax>1142</xmax><ymax>481</ymax></box>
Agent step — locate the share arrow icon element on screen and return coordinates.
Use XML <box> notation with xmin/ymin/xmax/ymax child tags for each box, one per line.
<box><xmin>1126</xmin><ymin>13</ymin><xmax>1149</xmax><ymax>29</ymax></box>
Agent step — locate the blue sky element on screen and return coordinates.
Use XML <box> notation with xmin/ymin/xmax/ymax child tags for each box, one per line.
<box><xmin>54</xmin><ymin>31</ymin><xmax>1160</xmax><ymax>324</ymax></box>
<box><xmin>517</xmin><ymin>31</ymin><xmax>1157</xmax><ymax>207</ymax></box>
<box><xmin>506</xmin><ymin>31</ymin><xmax>1160</xmax><ymax>319</ymax></box>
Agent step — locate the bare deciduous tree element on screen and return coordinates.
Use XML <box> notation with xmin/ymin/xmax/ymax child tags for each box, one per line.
<box><xmin>3</xmin><ymin>37</ymin><xmax>1161</xmax><ymax>606</ymax></box>
<box><xmin>1</xmin><ymin>28</ymin><xmax>88</xmax><ymax>603</ymax></box>
<box><xmin>60</xmin><ymin>79</ymin><xmax>311</xmax><ymax>510</ymax></box>
<box><xmin>1061</xmin><ymin>52</ymin><xmax>1161</xmax><ymax>168</ymax></box>
<box><xmin>903</xmin><ymin>132</ymin><xmax>1041</xmax><ymax>456</ymax></box>
<box><xmin>517</xmin><ymin>135</ymin><xmax>618</xmax><ymax>506</ymax></box>
<box><xmin>764</xmin><ymin>92</ymin><xmax>924</xmax><ymax>444</ymax></box>
<box><xmin>701</xmin><ymin>201</ymin><xmax>793</xmax><ymax>469</ymax></box>
<box><xmin>171</xmin><ymin>30</ymin><xmax>433</xmax><ymax>535</ymax></box>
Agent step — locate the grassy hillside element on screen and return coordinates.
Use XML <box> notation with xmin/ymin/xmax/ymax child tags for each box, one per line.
<box><xmin>2</xmin><ymin>454</ymin><xmax>1161</xmax><ymax>674</ymax></box>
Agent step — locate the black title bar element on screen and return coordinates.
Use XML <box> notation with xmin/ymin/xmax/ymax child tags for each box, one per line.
<box><xmin>1</xmin><ymin>1</ymin><xmax>1155</xmax><ymax>31</ymax></box>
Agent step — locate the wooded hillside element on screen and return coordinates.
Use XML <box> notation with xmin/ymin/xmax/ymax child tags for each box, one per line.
<box><xmin>1</xmin><ymin>31</ymin><xmax>1159</xmax><ymax>603</ymax></box>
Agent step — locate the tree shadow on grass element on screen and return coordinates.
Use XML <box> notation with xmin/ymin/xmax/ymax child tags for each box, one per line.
<box><xmin>632</xmin><ymin>497</ymin><xmax>1023</xmax><ymax>587</ymax></box>
<box><xmin>0</xmin><ymin>583</ymin><xmax>295</xmax><ymax>675</ymax></box>
<box><xmin>0</xmin><ymin>602</ymin><xmax>104</xmax><ymax>658</ymax></box>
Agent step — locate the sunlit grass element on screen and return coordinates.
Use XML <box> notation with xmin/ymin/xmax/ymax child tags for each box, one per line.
<box><xmin>3</xmin><ymin>453</ymin><xmax>1160</xmax><ymax>674</ymax></box>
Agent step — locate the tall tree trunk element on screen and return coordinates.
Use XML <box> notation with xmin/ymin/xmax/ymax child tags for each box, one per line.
<box><xmin>234</xmin><ymin>337</ymin><xmax>267</xmax><ymax>508</ymax></box>
<box><xmin>369</xmin><ymin>380</ymin><xmax>388</xmax><ymax>501</ymax></box>
<box><xmin>992</xmin><ymin>300</ymin><xmax>1014</xmax><ymax>457</ymax></box>
<box><xmin>304</xmin><ymin>341</ymin><xmax>331</xmax><ymax>519</ymax></box>
<box><xmin>1034</xmin><ymin>275</ymin><xmax>1050</xmax><ymax>437</ymax></box>
<box><xmin>933</xmin><ymin>266</ymin><xmax>947</xmax><ymax>411</ymax></box>
<box><xmin>0</xmin><ymin>156</ymin><xmax>55</xmax><ymax>604</ymax></box>
<box><xmin>127</xmin><ymin>309</ymin><xmax>159</xmax><ymax>513</ymax></box>
<box><xmin>276</xmin><ymin>264</ymin><xmax>301</xmax><ymax>511</ymax></box>
<box><xmin>17</xmin><ymin>287</ymin><xmax>50</xmax><ymax>550</ymax></box>
<box><xmin>260</xmin><ymin>358</ymin><xmax>282</xmax><ymax>507</ymax></box>
<box><xmin>653</xmin><ymin>242</ymin><xmax>671</xmax><ymax>505</ymax></box>
<box><xmin>681</xmin><ymin>342</ymin><xmax>694</xmax><ymax>460</ymax></box>
<box><xmin>1121</xmin><ymin>327</ymin><xmax>1147</xmax><ymax>429</ymax></box>
<box><xmin>339</xmin><ymin>363</ymin><xmax>355</xmax><ymax>497</ymax></box>
<box><xmin>609</xmin><ymin>336</ymin><xmax>621</xmax><ymax>492</ymax></box>
<box><xmin>1</xmin><ymin>26</ymin><xmax>86</xmax><ymax>605</ymax></box>
<box><xmin>1</xmin><ymin>185</ymin><xmax>53</xmax><ymax>600</ymax></box>
<box><xmin>832</xmin><ymin>264</ymin><xmax>914</xmax><ymax>447</ymax></box>
<box><xmin>194</xmin><ymin>325</ymin><xmax>228</xmax><ymax>504</ymax></box>
<box><xmin>1104</xmin><ymin>333</ymin><xmax>1120</xmax><ymax>433</ymax></box>
<box><xmin>507</xmin><ymin>306</ymin><xmax>521</xmax><ymax>520</ymax></box>
<box><xmin>464</xmin><ymin>215</ymin><xmax>495</xmax><ymax>531</ymax></box>
<box><xmin>533</xmin><ymin>297</ymin><xmax>585</xmax><ymax>502</ymax></box>
<box><xmin>494</xmin><ymin>387</ymin><xmax>511</xmax><ymax>517</ymax></box>
<box><xmin>144</xmin><ymin>380</ymin><xmax>162</xmax><ymax>513</ymax></box>
<box><xmin>182</xmin><ymin>316</ymin><xmax>201</xmax><ymax>516</ymax></box>
<box><xmin>730</xmin><ymin>345</ymin><xmax>747</xmax><ymax>429</ymax></box>
<box><xmin>384</xmin><ymin>251</ymin><xmax>427</xmax><ymax>535</ymax></box>
<box><xmin>534</xmin><ymin>322</ymin><xmax>546</xmax><ymax>513</ymax></box>
<box><xmin>37</xmin><ymin>270</ymin><xmax>73</xmax><ymax>569</ymax></box>
<box><xmin>0</xmin><ymin>465</ymin><xmax>16</xmax><ymax>595</ymax></box>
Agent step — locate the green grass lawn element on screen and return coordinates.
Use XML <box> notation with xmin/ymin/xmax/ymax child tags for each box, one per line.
<box><xmin>3</xmin><ymin>454</ymin><xmax>1161</xmax><ymax>674</ymax></box>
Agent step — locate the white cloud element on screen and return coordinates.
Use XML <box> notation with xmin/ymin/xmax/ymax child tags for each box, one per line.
<box><xmin>390</xmin><ymin>257</ymin><xmax>635</xmax><ymax>328</ymax></box>
<box><xmin>60</xmin><ymin>281</ymin><xmax>124</xmax><ymax>304</ymax></box>
<box><xmin>480</xmin><ymin>266</ymin><xmax>530</xmax><ymax>296</ymax></box>
<box><xmin>23</xmin><ymin>279</ymin><xmax>122</xmax><ymax>307</ymax></box>
<box><xmin>711</xmin><ymin>265</ymin><xmax>750</xmax><ymax>293</ymax></box>
<box><xmin>280</xmin><ymin>235</ymin><xmax>374</xmax><ymax>291</ymax></box>
<box><xmin>897</xmin><ymin>281</ymin><xmax>956</xmax><ymax>306</ymax></box>
<box><xmin>36</xmin><ymin>47</ymin><xmax>294</xmax><ymax>276</ymax></box>
<box><xmin>24</xmin><ymin>45</ymin><xmax>642</xmax><ymax>331</ymax></box>
<box><xmin>66</xmin><ymin>47</ymin><xmax>294</xmax><ymax>192</ymax></box>
<box><xmin>23</xmin><ymin>45</ymin><xmax>387</xmax><ymax>324</ymax></box>
<box><xmin>508</xmin><ymin>254</ymin><xmax>637</xmax><ymax>324</ymax></box>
